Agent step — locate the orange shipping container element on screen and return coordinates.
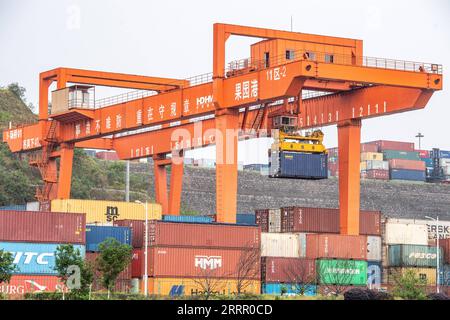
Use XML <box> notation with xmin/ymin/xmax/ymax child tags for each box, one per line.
<box><xmin>388</xmin><ymin>159</ymin><xmax>425</xmax><ymax>171</ymax></box>
<box><xmin>306</xmin><ymin>234</ymin><xmax>368</xmax><ymax>260</ymax></box>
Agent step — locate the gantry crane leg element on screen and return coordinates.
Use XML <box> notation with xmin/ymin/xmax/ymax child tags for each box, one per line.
<box><xmin>153</xmin><ymin>155</ymin><xmax>169</xmax><ymax>214</ymax></box>
<box><xmin>215</xmin><ymin>109</ymin><xmax>239</xmax><ymax>223</ymax></box>
<box><xmin>337</xmin><ymin>119</ymin><xmax>362</xmax><ymax>235</ymax></box>
<box><xmin>168</xmin><ymin>155</ymin><xmax>184</xmax><ymax>215</ymax></box>
<box><xmin>56</xmin><ymin>143</ymin><xmax>74</xmax><ymax>199</ymax></box>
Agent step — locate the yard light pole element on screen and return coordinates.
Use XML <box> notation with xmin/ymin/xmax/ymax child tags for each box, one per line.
<box><xmin>136</xmin><ymin>200</ymin><xmax>149</xmax><ymax>297</ymax></box>
<box><xmin>425</xmin><ymin>215</ymin><xmax>440</xmax><ymax>293</ymax></box>
<box><xmin>416</xmin><ymin>132</ymin><xmax>424</xmax><ymax>150</ymax></box>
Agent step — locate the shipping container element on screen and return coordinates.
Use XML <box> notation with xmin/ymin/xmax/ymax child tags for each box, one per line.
<box><xmin>114</xmin><ymin>219</ymin><xmax>146</xmax><ymax>248</ymax></box>
<box><xmin>327</xmin><ymin>147</ymin><xmax>338</xmax><ymax>158</ymax></box>
<box><xmin>262</xmin><ymin>283</ymin><xmax>316</xmax><ymax>296</ymax></box>
<box><xmin>385</xmin><ymin>267</ymin><xmax>437</xmax><ymax>285</ymax></box>
<box><xmin>383</xmin><ymin>221</ymin><xmax>428</xmax><ymax>245</ymax></box>
<box><xmin>261</xmin><ymin>233</ymin><xmax>306</xmax><ymax>258</ymax></box>
<box><xmin>390</xmin><ymin>169</ymin><xmax>425</xmax><ymax>181</ymax></box>
<box><xmin>440</xmin><ymin>158</ymin><xmax>450</xmax><ymax>167</ymax></box>
<box><xmin>0</xmin><ymin>211</ymin><xmax>86</xmax><ymax>244</ymax></box>
<box><xmin>0</xmin><ymin>275</ymin><xmax>66</xmax><ymax>296</ymax></box>
<box><xmin>86</xmin><ymin>225</ymin><xmax>132</xmax><ymax>252</ymax></box>
<box><xmin>442</xmin><ymin>239</ymin><xmax>450</xmax><ymax>264</ymax></box>
<box><xmin>0</xmin><ymin>204</ymin><xmax>27</xmax><ymax>211</ymax></box>
<box><xmin>360</xmin><ymin>143</ymin><xmax>378</xmax><ymax>153</ymax></box>
<box><xmin>316</xmin><ymin>259</ymin><xmax>367</xmax><ymax>286</ymax></box>
<box><xmin>430</xmin><ymin>149</ymin><xmax>450</xmax><ymax>159</ymax></box>
<box><xmin>268</xmin><ymin>209</ymin><xmax>281</xmax><ymax>233</ymax></box>
<box><xmin>442</xmin><ymin>264</ymin><xmax>450</xmax><ymax>286</ymax></box>
<box><xmin>26</xmin><ymin>202</ymin><xmax>40</xmax><ymax>211</ymax></box>
<box><xmin>388</xmin><ymin>244</ymin><xmax>443</xmax><ymax>267</ymax></box>
<box><xmin>162</xmin><ymin>215</ymin><xmax>213</xmax><ymax>224</ymax></box>
<box><xmin>270</xmin><ymin>151</ymin><xmax>328</xmax><ymax>179</ymax></box>
<box><xmin>384</xmin><ymin>218</ymin><xmax>450</xmax><ymax>240</ymax></box>
<box><xmin>51</xmin><ymin>199</ymin><xmax>162</xmax><ymax>224</ymax></box>
<box><xmin>95</xmin><ymin>151</ymin><xmax>119</xmax><ymax>161</ymax></box>
<box><xmin>416</xmin><ymin>150</ymin><xmax>430</xmax><ymax>158</ymax></box>
<box><xmin>423</xmin><ymin>157</ymin><xmax>434</xmax><ymax>167</ymax></box>
<box><xmin>360</xmin><ymin>152</ymin><xmax>383</xmax><ymax>161</ymax></box>
<box><xmin>306</xmin><ymin>234</ymin><xmax>367</xmax><ymax>260</ymax></box>
<box><xmin>366</xmin><ymin>160</ymin><xmax>389</xmax><ymax>170</ymax></box>
<box><xmin>388</xmin><ymin>159</ymin><xmax>425</xmax><ymax>171</ymax></box>
<box><xmin>280</xmin><ymin>207</ymin><xmax>381</xmax><ymax>235</ymax></box>
<box><xmin>85</xmin><ymin>252</ymin><xmax>131</xmax><ymax>292</ymax></box>
<box><xmin>360</xmin><ymin>161</ymin><xmax>367</xmax><ymax>171</ymax></box>
<box><xmin>367</xmin><ymin>261</ymin><xmax>382</xmax><ymax>288</ymax></box>
<box><xmin>366</xmin><ymin>169</ymin><xmax>389</xmax><ymax>180</ymax></box>
<box><xmin>382</xmin><ymin>150</ymin><xmax>420</xmax><ymax>161</ymax></box>
<box><xmin>371</xmin><ymin>140</ymin><xmax>415</xmax><ymax>152</ymax></box>
<box><xmin>140</xmin><ymin>277</ymin><xmax>260</xmax><ymax>296</ymax></box>
<box><xmin>131</xmin><ymin>249</ymin><xmax>143</xmax><ymax>278</ymax></box>
<box><xmin>261</xmin><ymin>257</ymin><xmax>315</xmax><ymax>283</ymax></box>
<box><xmin>140</xmin><ymin>247</ymin><xmax>260</xmax><ymax>279</ymax></box>
<box><xmin>236</xmin><ymin>213</ymin><xmax>256</xmax><ymax>225</ymax></box>
<box><xmin>147</xmin><ymin>221</ymin><xmax>261</xmax><ymax>249</ymax></box>
<box><xmin>367</xmin><ymin>236</ymin><xmax>382</xmax><ymax>261</ymax></box>
<box><xmin>255</xmin><ymin>209</ymin><xmax>269</xmax><ymax>232</ymax></box>
<box><xmin>317</xmin><ymin>285</ymin><xmax>367</xmax><ymax>296</ymax></box>
<box><xmin>0</xmin><ymin>242</ymin><xmax>85</xmax><ymax>275</ymax></box>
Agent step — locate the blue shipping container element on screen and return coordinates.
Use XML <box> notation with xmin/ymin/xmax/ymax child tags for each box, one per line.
<box><xmin>390</xmin><ymin>169</ymin><xmax>426</xmax><ymax>181</ymax></box>
<box><xmin>367</xmin><ymin>261</ymin><xmax>382</xmax><ymax>287</ymax></box>
<box><xmin>85</xmin><ymin>225</ymin><xmax>132</xmax><ymax>252</ymax></box>
<box><xmin>262</xmin><ymin>283</ymin><xmax>316</xmax><ymax>296</ymax></box>
<box><xmin>423</xmin><ymin>158</ymin><xmax>433</xmax><ymax>167</ymax></box>
<box><xmin>236</xmin><ymin>214</ymin><xmax>256</xmax><ymax>225</ymax></box>
<box><xmin>440</xmin><ymin>264</ymin><xmax>450</xmax><ymax>286</ymax></box>
<box><xmin>278</xmin><ymin>152</ymin><xmax>328</xmax><ymax>179</ymax></box>
<box><xmin>430</xmin><ymin>150</ymin><xmax>450</xmax><ymax>159</ymax></box>
<box><xmin>0</xmin><ymin>204</ymin><xmax>27</xmax><ymax>211</ymax></box>
<box><xmin>0</xmin><ymin>242</ymin><xmax>85</xmax><ymax>275</ymax></box>
<box><xmin>162</xmin><ymin>215</ymin><xmax>213</xmax><ymax>224</ymax></box>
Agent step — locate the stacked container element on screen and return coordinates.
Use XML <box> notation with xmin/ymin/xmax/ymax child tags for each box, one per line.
<box><xmin>0</xmin><ymin>211</ymin><xmax>86</xmax><ymax>297</ymax></box>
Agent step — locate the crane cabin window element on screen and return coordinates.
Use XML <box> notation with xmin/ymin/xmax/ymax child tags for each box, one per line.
<box><xmin>286</xmin><ymin>50</ymin><xmax>295</xmax><ymax>60</ymax></box>
<box><xmin>305</xmin><ymin>52</ymin><xmax>316</xmax><ymax>61</ymax></box>
<box><xmin>264</xmin><ymin>52</ymin><xmax>270</xmax><ymax>68</ymax></box>
<box><xmin>325</xmin><ymin>54</ymin><xmax>334</xmax><ymax>63</ymax></box>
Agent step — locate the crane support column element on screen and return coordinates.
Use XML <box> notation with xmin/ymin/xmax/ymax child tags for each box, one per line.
<box><xmin>215</xmin><ymin>109</ymin><xmax>239</xmax><ymax>223</ymax></box>
<box><xmin>153</xmin><ymin>155</ymin><xmax>169</xmax><ymax>214</ymax></box>
<box><xmin>168</xmin><ymin>153</ymin><xmax>184</xmax><ymax>215</ymax></box>
<box><xmin>57</xmin><ymin>143</ymin><xmax>74</xmax><ymax>199</ymax></box>
<box><xmin>337</xmin><ymin>119</ymin><xmax>362</xmax><ymax>235</ymax></box>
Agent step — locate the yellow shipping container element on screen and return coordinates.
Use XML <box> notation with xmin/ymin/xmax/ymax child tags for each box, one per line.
<box><xmin>51</xmin><ymin>199</ymin><xmax>162</xmax><ymax>224</ymax></box>
<box><xmin>385</xmin><ymin>267</ymin><xmax>437</xmax><ymax>285</ymax></box>
<box><xmin>140</xmin><ymin>278</ymin><xmax>261</xmax><ymax>296</ymax></box>
<box><xmin>360</xmin><ymin>152</ymin><xmax>383</xmax><ymax>161</ymax></box>
<box><xmin>360</xmin><ymin>161</ymin><xmax>367</xmax><ymax>171</ymax></box>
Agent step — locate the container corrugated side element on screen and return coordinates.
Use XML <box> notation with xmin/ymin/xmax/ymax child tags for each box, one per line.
<box><xmin>162</xmin><ymin>215</ymin><xmax>213</xmax><ymax>224</ymax></box>
<box><xmin>387</xmin><ymin>244</ymin><xmax>443</xmax><ymax>267</ymax></box>
<box><xmin>384</xmin><ymin>218</ymin><xmax>450</xmax><ymax>240</ymax></box>
<box><xmin>306</xmin><ymin>234</ymin><xmax>367</xmax><ymax>260</ymax></box>
<box><xmin>114</xmin><ymin>219</ymin><xmax>145</xmax><ymax>248</ymax></box>
<box><xmin>0</xmin><ymin>210</ymin><xmax>86</xmax><ymax>244</ymax></box>
<box><xmin>442</xmin><ymin>239</ymin><xmax>450</xmax><ymax>264</ymax></box>
<box><xmin>148</xmin><ymin>221</ymin><xmax>261</xmax><ymax>249</ymax></box>
<box><xmin>0</xmin><ymin>275</ymin><xmax>65</xmax><ymax>296</ymax></box>
<box><xmin>268</xmin><ymin>209</ymin><xmax>281</xmax><ymax>233</ymax></box>
<box><xmin>383</xmin><ymin>150</ymin><xmax>420</xmax><ymax>160</ymax></box>
<box><xmin>0</xmin><ymin>242</ymin><xmax>85</xmax><ymax>275</ymax></box>
<box><xmin>316</xmin><ymin>259</ymin><xmax>368</xmax><ymax>286</ymax></box>
<box><xmin>51</xmin><ymin>199</ymin><xmax>162</xmax><ymax>224</ymax></box>
<box><xmin>131</xmin><ymin>249</ymin><xmax>143</xmax><ymax>278</ymax></box>
<box><xmin>141</xmin><ymin>277</ymin><xmax>260</xmax><ymax>296</ymax></box>
<box><xmin>261</xmin><ymin>233</ymin><xmax>306</xmax><ymax>258</ymax></box>
<box><xmin>386</xmin><ymin>267</ymin><xmax>437</xmax><ymax>285</ymax></box>
<box><xmin>278</xmin><ymin>152</ymin><xmax>327</xmax><ymax>179</ymax></box>
<box><xmin>360</xmin><ymin>152</ymin><xmax>383</xmax><ymax>161</ymax></box>
<box><xmin>85</xmin><ymin>225</ymin><xmax>132</xmax><ymax>252</ymax></box>
<box><xmin>0</xmin><ymin>204</ymin><xmax>27</xmax><ymax>211</ymax></box>
<box><xmin>255</xmin><ymin>209</ymin><xmax>269</xmax><ymax>232</ymax></box>
<box><xmin>261</xmin><ymin>257</ymin><xmax>315</xmax><ymax>282</ymax></box>
<box><xmin>390</xmin><ymin>169</ymin><xmax>426</xmax><ymax>181</ymax></box>
<box><xmin>367</xmin><ymin>261</ymin><xmax>382</xmax><ymax>288</ymax></box>
<box><xmin>236</xmin><ymin>213</ymin><xmax>256</xmax><ymax>225</ymax></box>
<box><xmin>366</xmin><ymin>160</ymin><xmax>389</xmax><ymax>170</ymax></box>
<box><xmin>85</xmin><ymin>252</ymin><xmax>131</xmax><ymax>292</ymax></box>
<box><xmin>388</xmin><ymin>159</ymin><xmax>426</xmax><ymax>171</ymax></box>
<box><xmin>262</xmin><ymin>283</ymin><xmax>316</xmax><ymax>296</ymax></box>
<box><xmin>367</xmin><ymin>236</ymin><xmax>382</xmax><ymax>261</ymax></box>
<box><xmin>366</xmin><ymin>169</ymin><xmax>389</xmax><ymax>180</ymax></box>
<box><xmin>372</xmin><ymin>140</ymin><xmax>415</xmax><ymax>152</ymax></box>
<box><xmin>145</xmin><ymin>247</ymin><xmax>260</xmax><ymax>279</ymax></box>
<box><xmin>384</xmin><ymin>222</ymin><xmax>428</xmax><ymax>245</ymax></box>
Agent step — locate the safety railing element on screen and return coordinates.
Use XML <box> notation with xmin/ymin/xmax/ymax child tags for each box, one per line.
<box><xmin>95</xmin><ymin>90</ymin><xmax>157</xmax><ymax>109</ymax></box>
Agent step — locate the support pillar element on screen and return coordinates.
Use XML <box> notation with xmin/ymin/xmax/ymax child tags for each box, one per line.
<box><xmin>337</xmin><ymin>119</ymin><xmax>362</xmax><ymax>235</ymax></box>
<box><xmin>215</xmin><ymin>109</ymin><xmax>239</xmax><ymax>223</ymax></box>
<box><xmin>168</xmin><ymin>157</ymin><xmax>184</xmax><ymax>215</ymax></box>
<box><xmin>56</xmin><ymin>143</ymin><xmax>75</xmax><ymax>199</ymax></box>
<box><xmin>153</xmin><ymin>155</ymin><xmax>169</xmax><ymax>215</ymax></box>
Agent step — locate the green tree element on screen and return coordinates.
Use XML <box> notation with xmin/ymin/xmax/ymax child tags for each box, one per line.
<box><xmin>0</xmin><ymin>249</ymin><xmax>16</xmax><ymax>285</ymax></box>
<box><xmin>96</xmin><ymin>238</ymin><xmax>132</xmax><ymax>299</ymax></box>
<box><xmin>54</xmin><ymin>245</ymin><xmax>94</xmax><ymax>299</ymax></box>
<box><xmin>7</xmin><ymin>83</ymin><xmax>26</xmax><ymax>101</ymax></box>
<box><xmin>392</xmin><ymin>269</ymin><xmax>428</xmax><ymax>300</ymax></box>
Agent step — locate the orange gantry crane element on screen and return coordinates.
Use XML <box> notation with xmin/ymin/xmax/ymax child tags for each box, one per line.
<box><xmin>2</xmin><ymin>23</ymin><xmax>442</xmax><ymax>235</ymax></box>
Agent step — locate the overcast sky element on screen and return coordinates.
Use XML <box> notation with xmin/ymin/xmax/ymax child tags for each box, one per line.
<box><xmin>1</xmin><ymin>0</ymin><xmax>449</xmax><ymax>164</ymax></box>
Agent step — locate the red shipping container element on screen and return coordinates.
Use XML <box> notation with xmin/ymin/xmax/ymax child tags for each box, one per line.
<box><xmin>371</xmin><ymin>140</ymin><xmax>415</xmax><ymax>152</ymax></box>
<box><xmin>132</xmin><ymin>249</ymin><xmax>143</xmax><ymax>278</ymax></box>
<box><xmin>96</xmin><ymin>151</ymin><xmax>119</xmax><ymax>161</ymax></box>
<box><xmin>148</xmin><ymin>221</ymin><xmax>261</xmax><ymax>249</ymax></box>
<box><xmin>280</xmin><ymin>207</ymin><xmax>381</xmax><ymax>236</ymax></box>
<box><xmin>360</xmin><ymin>143</ymin><xmax>378</xmax><ymax>153</ymax></box>
<box><xmin>0</xmin><ymin>275</ymin><xmax>66</xmax><ymax>296</ymax></box>
<box><xmin>143</xmin><ymin>246</ymin><xmax>260</xmax><ymax>279</ymax></box>
<box><xmin>255</xmin><ymin>209</ymin><xmax>269</xmax><ymax>232</ymax></box>
<box><xmin>261</xmin><ymin>257</ymin><xmax>316</xmax><ymax>283</ymax></box>
<box><xmin>388</xmin><ymin>159</ymin><xmax>425</xmax><ymax>171</ymax></box>
<box><xmin>441</xmin><ymin>238</ymin><xmax>450</xmax><ymax>264</ymax></box>
<box><xmin>327</xmin><ymin>147</ymin><xmax>339</xmax><ymax>158</ymax></box>
<box><xmin>306</xmin><ymin>234</ymin><xmax>368</xmax><ymax>260</ymax></box>
<box><xmin>0</xmin><ymin>210</ymin><xmax>86</xmax><ymax>244</ymax></box>
<box><xmin>85</xmin><ymin>252</ymin><xmax>131</xmax><ymax>292</ymax></box>
<box><xmin>114</xmin><ymin>219</ymin><xmax>145</xmax><ymax>248</ymax></box>
<box><xmin>416</xmin><ymin>150</ymin><xmax>430</xmax><ymax>158</ymax></box>
<box><xmin>366</xmin><ymin>169</ymin><xmax>389</xmax><ymax>180</ymax></box>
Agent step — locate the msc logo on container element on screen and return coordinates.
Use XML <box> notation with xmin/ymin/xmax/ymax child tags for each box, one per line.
<box><xmin>105</xmin><ymin>206</ymin><xmax>119</xmax><ymax>222</ymax></box>
<box><xmin>194</xmin><ymin>256</ymin><xmax>222</xmax><ymax>270</ymax></box>
<box><xmin>408</xmin><ymin>252</ymin><xmax>437</xmax><ymax>260</ymax></box>
<box><xmin>11</xmin><ymin>252</ymin><xmax>53</xmax><ymax>265</ymax></box>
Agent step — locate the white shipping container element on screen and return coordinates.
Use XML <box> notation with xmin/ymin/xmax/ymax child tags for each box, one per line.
<box><xmin>366</xmin><ymin>160</ymin><xmax>389</xmax><ymax>170</ymax></box>
<box><xmin>443</xmin><ymin>166</ymin><xmax>450</xmax><ymax>176</ymax></box>
<box><xmin>261</xmin><ymin>233</ymin><xmax>306</xmax><ymax>258</ymax></box>
<box><xmin>26</xmin><ymin>201</ymin><xmax>40</xmax><ymax>211</ymax></box>
<box><xmin>440</xmin><ymin>159</ymin><xmax>450</xmax><ymax>166</ymax></box>
<box><xmin>384</xmin><ymin>221</ymin><xmax>428</xmax><ymax>245</ymax></box>
<box><xmin>268</xmin><ymin>209</ymin><xmax>281</xmax><ymax>233</ymax></box>
<box><xmin>367</xmin><ymin>236</ymin><xmax>382</xmax><ymax>261</ymax></box>
<box><xmin>385</xmin><ymin>218</ymin><xmax>450</xmax><ymax>240</ymax></box>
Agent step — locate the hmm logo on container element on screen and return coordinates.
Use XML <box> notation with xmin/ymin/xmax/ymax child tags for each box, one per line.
<box><xmin>194</xmin><ymin>255</ymin><xmax>222</xmax><ymax>270</ymax></box>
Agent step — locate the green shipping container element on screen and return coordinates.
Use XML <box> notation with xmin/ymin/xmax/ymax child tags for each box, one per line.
<box><xmin>316</xmin><ymin>259</ymin><xmax>367</xmax><ymax>286</ymax></box>
<box><xmin>382</xmin><ymin>150</ymin><xmax>420</xmax><ymax>160</ymax></box>
<box><xmin>388</xmin><ymin>245</ymin><xmax>443</xmax><ymax>268</ymax></box>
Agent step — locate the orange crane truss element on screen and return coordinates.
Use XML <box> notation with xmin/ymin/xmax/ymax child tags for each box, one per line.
<box><xmin>2</xmin><ymin>23</ymin><xmax>442</xmax><ymax>235</ymax></box>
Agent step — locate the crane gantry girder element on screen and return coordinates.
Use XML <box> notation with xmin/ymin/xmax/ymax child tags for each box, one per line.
<box><xmin>2</xmin><ymin>23</ymin><xmax>442</xmax><ymax>234</ymax></box>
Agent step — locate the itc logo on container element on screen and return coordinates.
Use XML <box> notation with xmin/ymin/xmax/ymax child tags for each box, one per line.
<box><xmin>11</xmin><ymin>252</ymin><xmax>53</xmax><ymax>265</ymax></box>
<box><xmin>194</xmin><ymin>255</ymin><xmax>222</xmax><ymax>270</ymax></box>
